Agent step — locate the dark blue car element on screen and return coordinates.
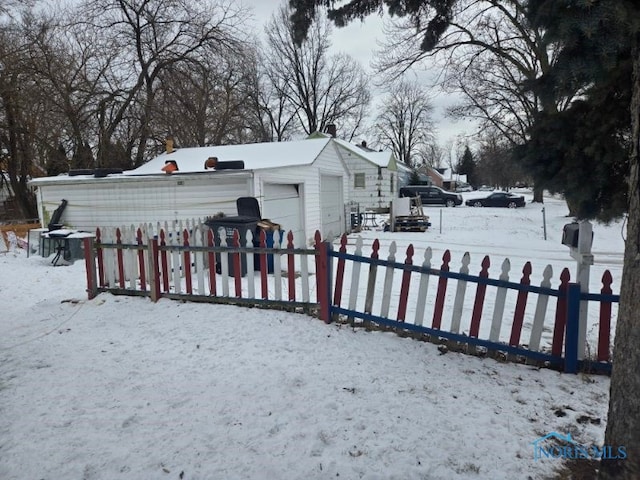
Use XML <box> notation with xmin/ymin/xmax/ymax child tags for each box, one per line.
<box><xmin>465</xmin><ymin>192</ymin><xmax>526</xmax><ymax>208</ymax></box>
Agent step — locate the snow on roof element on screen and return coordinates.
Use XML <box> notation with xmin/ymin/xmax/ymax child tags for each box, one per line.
<box><xmin>330</xmin><ymin>138</ymin><xmax>394</xmax><ymax>168</ymax></box>
<box><xmin>128</xmin><ymin>137</ymin><xmax>333</xmax><ymax>175</ymax></box>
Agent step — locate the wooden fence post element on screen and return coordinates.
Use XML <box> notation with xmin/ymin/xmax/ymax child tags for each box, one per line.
<box><xmin>83</xmin><ymin>236</ymin><xmax>98</xmax><ymax>300</ymax></box>
<box><xmin>315</xmin><ymin>232</ymin><xmax>331</xmax><ymax>323</ymax></box>
<box><xmin>148</xmin><ymin>236</ymin><xmax>161</xmax><ymax>302</ymax></box>
<box><xmin>564</xmin><ymin>282</ymin><xmax>581</xmax><ymax>373</ymax></box>
<box><xmin>598</xmin><ymin>270</ymin><xmax>613</xmax><ymax>362</ymax></box>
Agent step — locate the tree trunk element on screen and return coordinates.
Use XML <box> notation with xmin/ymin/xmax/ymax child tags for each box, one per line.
<box><xmin>599</xmin><ymin>37</ymin><xmax>640</xmax><ymax>480</ymax></box>
<box><xmin>532</xmin><ymin>185</ymin><xmax>544</xmax><ymax>203</ymax></box>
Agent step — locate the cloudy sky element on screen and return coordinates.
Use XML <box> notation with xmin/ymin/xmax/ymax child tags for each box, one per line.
<box><xmin>242</xmin><ymin>0</ymin><xmax>477</xmax><ymax>151</ymax></box>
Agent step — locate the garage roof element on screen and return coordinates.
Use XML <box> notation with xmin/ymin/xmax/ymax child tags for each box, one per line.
<box><xmin>129</xmin><ymin>137</ymin><xmax>333</xmax><ymax>175</ymax></box>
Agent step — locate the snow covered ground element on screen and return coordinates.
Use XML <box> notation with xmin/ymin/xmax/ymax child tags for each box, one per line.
<box><xmin>0</xmin><ymin>192</ymin><xmax>624</xmax><ymax>479</ymax></box>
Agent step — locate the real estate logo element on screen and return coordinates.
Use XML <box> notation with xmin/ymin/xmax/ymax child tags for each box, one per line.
<box><xmin>531</xmin><ymin>432</ymin><xmax>627</xmax><ymax>461</ymax></box>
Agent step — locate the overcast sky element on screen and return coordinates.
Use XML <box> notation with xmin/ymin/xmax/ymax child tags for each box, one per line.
<box><xmin>242</xmin><ymin>0</ymin><xmax>477</xmax><ymax>153</ymax></box>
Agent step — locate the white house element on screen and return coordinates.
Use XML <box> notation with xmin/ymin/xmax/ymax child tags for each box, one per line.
<box><xmin>309</xmin><ymin>132</ymin><xmax>412</xmax><ymax>211</ymax></box>
<box><xmin>29</xmin><ymin>137</ymin><xmax>350</xmax><ymax>245</ymax></box>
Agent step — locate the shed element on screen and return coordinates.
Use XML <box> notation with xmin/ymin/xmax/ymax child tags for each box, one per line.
<box><xmin>309</xmin><ymin>132</ymin><xmax>412</xmax><ymax>212</ymax></box>
<box><xmin>29</xmin><ymin>137</ymin><xmax>350</xmax><ymax>245</ymax></box>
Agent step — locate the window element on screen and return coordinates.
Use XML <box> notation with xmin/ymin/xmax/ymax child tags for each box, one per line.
<box><xmin>354</xmin><ymin>173</ymin><xmax>365</xmax><ymax>188</ymax></box>
<box><xmin>390</xmin><ymin>174</ymin><xmax>394</xmax><ymax>193</ymax></box>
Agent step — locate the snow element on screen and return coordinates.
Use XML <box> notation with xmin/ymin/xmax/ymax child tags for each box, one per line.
<box><xmin>0</xmin><ymin>191</ymin><xmax>622</xmax><ymax>479</ymax></box>
<box><xmin>128</xmin><ymin>138</ymin><xmax>332</xmax><ymax>175</ymax></box>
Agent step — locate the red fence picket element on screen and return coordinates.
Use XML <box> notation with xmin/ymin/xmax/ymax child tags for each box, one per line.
<box><xmin>598</xmin><ymin>270</ymin><xmax>613</xmax><ymax>362</ymax></box>
<box><xmin>183</xmin><ymin>229</ymin><xmax>193</xmax><ymax>295</ymax></box>
<box><xmin>160</xmin><ymin>230</ymin><xmax>169</xmax><ymax>293</ymax></box>
<box><xmin>432</xmin><ymin>250</ymin><xmax>451</xmax><ymax>330</ymax></box>
<box><xmin>552</xmin><ymin>268</ymin><xmax>571</xmax><ymax>357</ymax></box>
<box><xmin>207</xmin><ymin>229</ymin><xmax>216</xmax><ymax>296</ymax></box>
<box><xmin>397</xmin><ymin>244</ymin><xmax>414</xmax><ymax>322</ymax></box>
<box><xmin>509</xmin><ymin>262</ymin><xmax>532</xmax><ymax>347</ymax></box>
<box><xmin>470</xmin><ymin>256</ymin><xmax>490</xmax><ymax>338</ymax></box>
<box><xmin>333</xmin><ymin>234</ymin><xmax>348</xmax><ymax>309</ymax></box>
<box><xmin>116</xmin><ymin>228</ymin><xmax>125</xmax><ymax>289</ymax></box>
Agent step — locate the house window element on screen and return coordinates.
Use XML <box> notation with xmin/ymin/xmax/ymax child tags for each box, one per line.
<box><xmin>390</xmin><ymin>174</ymin><xmax>394</xmax><ymax>193</ymax></box>
<box><xmin>354</xmin><ymin>173</ymin><xmax>365</xmax><ymax>188</ymax></box>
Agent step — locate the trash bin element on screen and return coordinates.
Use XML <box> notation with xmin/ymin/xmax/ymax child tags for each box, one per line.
<box><xmin>256</xmin><ymin>220</ymin><xmax>283</xmax><ymax>273</ymax></box>
<box><xmin>205</xmin><ymin>216</ymin><xmax>258</xmax><ymax>276</ymax></box>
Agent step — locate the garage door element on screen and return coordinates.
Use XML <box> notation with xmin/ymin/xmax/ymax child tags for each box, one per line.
<box><xmin>320</xmin><ymin>175</ymin><xmax>344</xmax><ymax>240</ymax></box>
<box><xmin>262</xmin><ymin>183</ymin><xmax>304</xmax><ymax>246</ymax></box>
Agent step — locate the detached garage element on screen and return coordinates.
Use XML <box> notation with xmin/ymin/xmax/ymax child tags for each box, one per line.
<box><xmin>29</xmin><ymin>137</ymin><xmax>350</xmax><ymax>246</ymax></box>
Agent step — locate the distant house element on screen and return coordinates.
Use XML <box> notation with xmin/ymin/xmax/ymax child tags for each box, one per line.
<box><xmin>309</xmin><ymin>132</ymin><xmax>412</xmax><ymax>212</ymax></box>
<box><xmin>417</xmin><ymin>166</ymin><xmax>467</xmax><ymax>191</ymax></box>
<box><xmin>29</xmin><ymin>137</ymin><xmax>351</xmax><ymax>245</ymax></box>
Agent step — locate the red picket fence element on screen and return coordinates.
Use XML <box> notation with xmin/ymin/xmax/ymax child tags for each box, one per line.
<box><xmin>83</xmin><ymin>223</ymin><xmax>324</xmax><ymax>313</ymax></box>
<box><xmin>82</xmin><ymin>226</ymin><xmax>618</xmax><ymax>374</ymax></box>
<box><xmin>325</xmin><ymin>234</ymin><xmax>618</xmax><ymax>374</ymax></box>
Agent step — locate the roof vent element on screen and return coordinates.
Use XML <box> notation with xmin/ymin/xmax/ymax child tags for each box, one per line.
<box><xmin>162</xmin><ymin>160</ymin><xmax>178</xmax><ymax>174</ymax></box>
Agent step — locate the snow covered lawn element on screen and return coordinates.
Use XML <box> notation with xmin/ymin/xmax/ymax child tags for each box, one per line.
<box><xmin>0</xmin><ymin>193</ymin><xmax>622</xmax><ymax>479</ymax></box>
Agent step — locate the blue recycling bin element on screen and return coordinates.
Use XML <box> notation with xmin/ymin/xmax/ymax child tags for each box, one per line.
<box><xmin>264</xmin><ymin>229</ymin><xmax>285</xmax><ymax>273</ymax></box>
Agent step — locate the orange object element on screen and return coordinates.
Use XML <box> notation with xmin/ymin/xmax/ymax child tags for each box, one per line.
<box><xmin>204</xmin><ymin>157</ymin><xmax>218</xmax><ymax>169</ymax></box>
<box><xmin>162</xmin><ymin>160</ymin><xmax>178</xmax><ymax>173</ymax></box>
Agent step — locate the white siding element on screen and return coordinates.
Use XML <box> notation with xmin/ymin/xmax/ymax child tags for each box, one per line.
<box><xmin>335</xmin><ymin>147</ymin><xmax>397</xmax><ymax>211</ymax></box>
<box><xmin>32</xmin><ymin>139</ymin><xmax>350</xmax><ymax>242</ymax></box>
<box><xmin>36</xmin><ymin>173</ymin><xmax>251</xmax><ymax>231</ymax></box>
<box><xmin>320</xmin><ymin>175</ymin><xmax>343</xmax><ymax>239</ymax></box>
<box><xmin>254</xmin><ymin>141</ymin><xmax>348</xmax><ymax>246</ymax></box>
<box><xmin>261</xmin><ymin>183</ymin><xmax>304</xmax><ymax>244</ymax></box>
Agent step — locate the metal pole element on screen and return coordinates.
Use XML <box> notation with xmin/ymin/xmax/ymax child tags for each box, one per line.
<box><xmin>542</xmin><ymin>207</ymin><xmax>547</xmax><ymax>240</ymax></box>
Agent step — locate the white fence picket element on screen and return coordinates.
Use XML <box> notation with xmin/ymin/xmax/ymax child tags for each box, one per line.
<box><xmin>450</xmin><ymin>252</ymin><xmax>470</xmax><ymax>334</ymax></box>
<box><xmin>528</xmin><ymin>264</ymin><xmax>553</xmax><ymax>352</ymax></box>
<box><xmin>413</xmin><ymin>247</ymin><xmax>433</xmax><ymax>326</ymax></box>
<box><xmin>489</xmin><ymin>258</ymin><xmax>511</xmax><ymax>342</ymax></box>
<box><xmin>347</xmin><ymin>236</ymin><xmax>363</xmax><ymax>321</ymax></box>
<box><xmin>380</xmin><ymin>241</ymin><xmax>397</xmax><ymax>318</ymax></box>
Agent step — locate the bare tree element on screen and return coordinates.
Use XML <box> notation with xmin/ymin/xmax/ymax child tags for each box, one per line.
<box><xmin>373</xmin><ymin>79</ymin><xmax>436</xmax><ymax>168</ymax></box>
<box><xmin>0</xmin><ymin>8</ymin><xmax>61</xmax><ymax>219</ymax></box>
<box><xmin>264</xmin><ymin>4</ymin><xmax>370</xmax><ymax>139</ymax></box>
<box><xmin>76</xmin><ymin>0</ymin><xmax>249</xmax><ymax>167</ymax></box>
<box><xmin>244</xmin><ymin>47</ymin><xmax>299</xmax><ymax>142</ymax></box>
<box><xmin>416</xmin><ymin>141</ymin><xmax>447</xmax><ymax>168</ymax></box>
<box><xmin>152</xmin><ymin>44</ymin><xmax>260</xmax><ymax>149</ymax></box>
<box><xmin>373</xmin><ymin>0</ymin><xmax>575</xmax><ymax>201</ymax></box>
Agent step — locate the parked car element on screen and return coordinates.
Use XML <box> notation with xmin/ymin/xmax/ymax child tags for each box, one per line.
<box><xmin>455</xmin><ymin>183</ymin><xmax>473</xmax><ymax>192</ymax></box>
<box><xmin>399</xmin><ymin>185</ymin><xmax>463</xmax><ymax>207</ymax></box>
<box><xmin>465</xmin><ymin>191</ymin><xmax>526</xmax><ymax>208</ymax></box>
